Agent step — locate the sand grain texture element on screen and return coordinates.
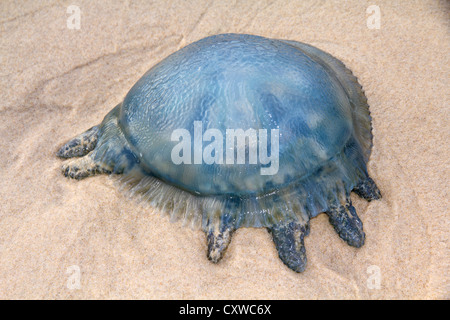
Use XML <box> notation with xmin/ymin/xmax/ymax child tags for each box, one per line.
<box><xmin>0</xmin><ymin>0</ymin><xmax>448</xmax><ymax>299</ymax></box>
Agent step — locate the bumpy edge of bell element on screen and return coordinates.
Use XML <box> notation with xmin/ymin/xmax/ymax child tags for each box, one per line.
<box><xmin>113</xmin><ymin>135</ymin><xmax>369</xmax><ymax>233</ymax></box>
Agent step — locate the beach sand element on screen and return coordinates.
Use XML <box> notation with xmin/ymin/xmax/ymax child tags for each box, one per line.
<box><xmin>0</xmin><ymin>0</ymin><xmax>448</xmax><ymax>299</ymax></box>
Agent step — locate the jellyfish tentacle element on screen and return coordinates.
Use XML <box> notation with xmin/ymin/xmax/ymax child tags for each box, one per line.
<box><xmin>326</xmin><ymin>197</ymin><xmax>365</xmax><ymax>248</ymax></box>
<box><xmin>61</xmin><ymin>151</ymin><xmax>112</xmax><ymax>180</ymax></box>
<box><xmin>205</xmin><ymin>217</ymin><xmax>235</xmax><ymax>263</ymax></box>
<box><xmin>268</xmin><ymin>220</ymin><xmax>310</xmax><ymax>273</ymax></box>
<box><xmin>57</xmin><ymin>126</ymin><xmax>99</xmax><ymax>158</ymax></box>
<box><xmin>353</xmin><ymin>176</ymin><xmax>381</xmax><ymax>201</ymax></box>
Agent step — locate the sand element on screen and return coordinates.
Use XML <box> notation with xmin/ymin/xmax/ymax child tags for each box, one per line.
<box><xmin>0</xmin><ymin>0</ymin><xmax>448</xmax><ymax>299</ymax></box>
